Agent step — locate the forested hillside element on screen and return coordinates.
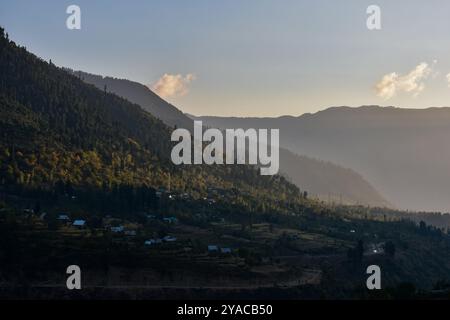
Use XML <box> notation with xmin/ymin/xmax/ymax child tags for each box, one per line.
<box><xmin>0</xmin><ymin>27</ymin><xmax>301</xmax><ymax>208</ymax></box>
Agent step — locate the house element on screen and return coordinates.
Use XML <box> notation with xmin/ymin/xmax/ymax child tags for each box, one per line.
<box><xmin>181</xmin><ymin>193</ymin><xmax>190</xmax><ymax>200</ymax></box>
<box><xmin>111</xmin><ymin>226</ymin><xmax>125</xmax><ymax>233</ymax></box>
<box><xmin>163</xmin><ymin>235</ymin><xmax>177</xmax><ymax>242</ymax></box>
<box><xmin>163</xmin><ymin>217</ymin><xmax>178</xmax><ymax>224</ymax></box>
<box><xmin>57</xmin><ymin>214</ymin><xmax>70</xmax><ymax>222</ymax></box>
<box><xmin>72</xmin><ymin>220</ymin><xmax>86</xmax><ymax>228</ymax></box>
<box><xmin>145</xmin><ymin>238</ymin><xmax>163</xmax><ymax>246</ymax></box>
<box><xmin>220</xmin><ymin>247</ymin><xmax>232</xmax><ymax>254</ymax></box>
<box><xmin>208</xmin><ymin>245</ymin><xmax>219</xmax><ymax>252</ymax></box>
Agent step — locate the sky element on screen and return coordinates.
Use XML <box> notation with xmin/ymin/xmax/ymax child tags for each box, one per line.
<box><xmin>1</xmin><ymin>0</ymin><xmax>450</xmax><ymax>117</ymax></box>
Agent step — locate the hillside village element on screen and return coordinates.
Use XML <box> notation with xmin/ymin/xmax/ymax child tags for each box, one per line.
<box><xmin>2</xmin><ymin>181</ymin><xmax>450</xmax><ymax>300</ymax></box>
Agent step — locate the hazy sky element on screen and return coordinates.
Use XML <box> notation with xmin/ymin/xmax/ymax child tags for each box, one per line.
<box><xmin>2</xmin><ymin>0</ymin><xmax>450</xmax><ymax>116</ymax></box>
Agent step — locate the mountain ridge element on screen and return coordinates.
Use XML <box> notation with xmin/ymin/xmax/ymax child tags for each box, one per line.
<box><xmin>192</xmin><ymin>105</ymin><xmax>450</xmax><ymax>212</ymax></box>
<box><xmin>188</xmin><ymin>104</ymin><xmax>450</xmax><ymax>120</ymax></box>
<box><xmin>65</xmin><ymin>69</ymin><xmax>194</xmax><ymax>131</ymax></box>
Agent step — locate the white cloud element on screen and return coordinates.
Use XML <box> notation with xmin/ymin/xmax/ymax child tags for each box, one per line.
<box><xmin>375</xmin><ymin>62</ymin><xmax>433</xmax><ymax>100</ymax></box>
<box><xmin>151</xmin><ymin>73</ymin><xmax>196</xmax><ymax>98</ymax></box>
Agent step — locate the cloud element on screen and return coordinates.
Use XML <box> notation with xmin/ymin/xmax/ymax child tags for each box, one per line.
<box><xmin>375</xmin><ymin>62</ymin><xmax>433</xmax><ymax>100</ymax></box>
<box><xmin>151</xmin><ymin>73</ymin><xmax>196</xmax><ymax>98</ymax></box>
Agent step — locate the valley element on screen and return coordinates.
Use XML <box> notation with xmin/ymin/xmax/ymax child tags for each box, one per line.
<box><xmin>0</xmin><ymin>26</ymin><xmax>450</xmax><ymax>300</ymax></box>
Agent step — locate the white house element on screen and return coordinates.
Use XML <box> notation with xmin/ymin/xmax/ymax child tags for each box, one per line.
<box><xmin>163</xmin><ymin>217</ymin><xmax>178</xmax><ymax>224</ymax></box>
<box><xmin>163</xmin><ymin>235</ymin><xmax>177</xmax><ymax>242</ymax></box>
<box><xmin>208</xmin><ymin>245</ymin><xmax>219</xmax><ymax>252</ymax></box>
<box><xmin>72</xmin><ymin>220</ymin><xmax>86</xmax><ymax>228</ymax></box>
<box><xmin>58</xmin><ymin>214</ymin><xmax>70</xmax><ymax>221</ymax></box>
<box><xmin>111</xmin><ymin>226</ymin><xmax>125</xmax><ymax>233</ymax></box>
<box><xmin>145</xmin><ymin>238</ymin><xmax>163</xmax><ymax>246</ymax></box>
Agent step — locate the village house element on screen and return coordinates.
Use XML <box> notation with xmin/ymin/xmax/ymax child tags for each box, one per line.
<box><xmin>111</xmin><ymin>226</ymin><xmax>125</xmax><ymax>233</ymax></box>
<box><xmin>163</xmin><ymin>217</ymin><xmax>178</xmax><ymax>224</ymax></box>
<box><xmin>220</xmin><ymin>247</ymin><xmax>232</xmax><ymax>254</ymax></box>
<box><xmin>144</xmin><ymin>238</ymin><xmax>163</xmax><ymax>246</ymax></box>
<box><xmin>72</xmin><ymin>219</ymin><xmax>86</xmax><ymax>228</ymax></box>
<box><xmin>57</xmin><ymin>214</ymin><xmax>70</xmax><ymax>222</ymax></box>
<box><xmin>163</xmin><ymin>235</ymin><xmax>177</xmax><ymax>242</ymax></box>
<box><xmin>207</xmin><ymin>245</ymin><xmax>219</xmax><ymax>253</ymax></box>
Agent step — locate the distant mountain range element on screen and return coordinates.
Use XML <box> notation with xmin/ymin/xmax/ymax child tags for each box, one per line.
<box><xmin>69</xmin><ymin>70</ymin><xmax>390</xmax><ymax>207</ymax></box>
<box><xmin>192</xmin><ymin>106</ymin><xmax>450</xmax><ymax>213</ymax></box>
